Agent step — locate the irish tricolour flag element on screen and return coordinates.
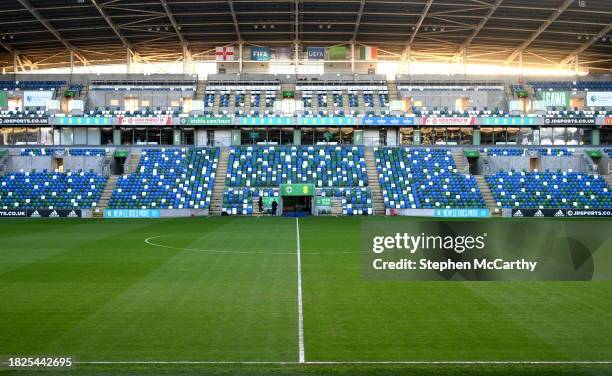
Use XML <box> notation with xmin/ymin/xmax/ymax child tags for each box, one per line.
<box><xmin>360</xmin><ymin>46</ymin><xmax>378</xmax><ymax>60</ymax></box>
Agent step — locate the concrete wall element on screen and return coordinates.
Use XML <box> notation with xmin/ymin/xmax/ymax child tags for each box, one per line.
<box><xmin>482</xmin><ymin>155</ymin><xmax>589</xmax><ymax>174</ymax></box>
<box><xmin>87</xmin><ymin>91</ymin><xmax>191</xmax><ymax>110</ymax></box>
<box><xmin>7</xmin><ymin>155</ymin><xmax>104</xmax><ymax>174</ymax></box>
<box><xmin>214</xmin><ymin>130</ymin><xmax>232</xmax><ymax>147</ymax></box>
<box><xmin>405</xmin><ymin>90</ymin><xmax>506</xmax><ymax>110</ymax></box>
<box><xmin>540</xmin><ymin>156</ymin><xmax>587</xmax><ymax>172</ymax></box>
<box><xmin>482</xmin><ymin>156</ymin><xmax>531</xmax><ymax>173</ymax></box>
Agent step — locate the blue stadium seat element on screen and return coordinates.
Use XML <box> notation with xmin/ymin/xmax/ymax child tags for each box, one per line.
<box><xmin>0</xmin><ymin>171</ymin><xmax>106</xmax><ymax>209</ymax></box>
<box><xmin>375</xmin><ymin>148</ymin><xmax>486</xmax><ymax>209</ymax></box>
<box><xmin>486</xmin><ymin>171</ymin><xmax>611</xmax><ymax>209</ymax></box>
<box><xmin>108</xmin><ymin>148</ymin><xmax>219</xmax><ymax>209</ymax></box>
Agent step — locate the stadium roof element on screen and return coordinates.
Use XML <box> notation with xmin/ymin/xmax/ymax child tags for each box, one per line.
<box><xmin>0</xmin><ymin>0</ymin><xmax>611</xmax><ymax>72</ymax></box>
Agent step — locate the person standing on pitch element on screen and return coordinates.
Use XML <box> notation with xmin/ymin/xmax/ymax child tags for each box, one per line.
<box><xmin>271</xmin><ymin>199</ymin><xmax>278</xmax><ymax>216</ymax></box>
<box><xmin>258</xmin><ymin>196</ymin><xmax>263</xmax><ymax>213</ymax></box>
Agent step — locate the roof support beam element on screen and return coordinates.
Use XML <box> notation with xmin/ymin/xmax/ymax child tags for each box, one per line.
<box><xmin>228</xmin><ymin>0</ymin><xmax>242</xmax><ymax>42</ymax></box>
<box><xmin>558</xmin><ymin>23</ymin><xmax>612</xmax><ymax>67</ymax></box>
<box><xmin>453</xmin><ymin>0</ymin><xmax>503</xmax><ymax>58</ymax></box>
<box><xmin>294</xmin><ymin>0</ymin><xmax>299</xmax><ymax>43</ymax></box>
<box><xmin>16</xmin><ymin>0</ymin><xmax>89</xmax><ymax>64</ymax></box>
<box><xmin>160</xmin><ymin>0</ymin><xmax>187</xmax><ymax>46</ymax></box>
<box><xmin>404</xmin><ymin>0</ymin><xmax>434</xmax><ymax>53</ymax></box>
<box><xmin>0</xmin><ymin>40</ymin><xmax>15</xmax><ymax>54</ymax></box>
<box><xmin>351</xmin><ymin>0</ymin><xmax>366</xmax><ymax>43</ymax></box>
<box><xmin>503</xmin><ymin>0</ymin><xmax>574</xmax><ymax>64</ymax></box>
<box><xmin>90</xmin><ymin>0</ymin><xmax>131</xmax><ymax>48</ymax></box>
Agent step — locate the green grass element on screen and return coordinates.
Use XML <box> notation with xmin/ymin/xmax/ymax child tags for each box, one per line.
<box><xmin>1</xmin><ymin>216</ymin><xmax>612</xmax><ymax>375</ymax></box>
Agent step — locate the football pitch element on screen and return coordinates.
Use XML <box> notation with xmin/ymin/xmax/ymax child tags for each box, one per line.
<box><xmin>1</xmin><ymin>216</ymin><xmax>612</xmax><ymax>375</ymax></box>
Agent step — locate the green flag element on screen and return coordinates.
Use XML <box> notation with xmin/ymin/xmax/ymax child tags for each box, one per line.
<box><xmin>329</xmin><ymin>46</ymin><xmax>347</xmax><ymax>60</ymax></box>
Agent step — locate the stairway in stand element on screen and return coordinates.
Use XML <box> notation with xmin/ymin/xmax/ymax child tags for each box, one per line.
<box><xmin>127</xmin><ymin>152</ymin><xmax>142</xmax><ymax>174</ymax></box>
<box><xmin>364</xmin><ymin>148</ymin><xmax>386</xmax><ymax>215</ymax></box>
<box><xmin>331</xmin><ymin>198</ymin><xmax>343</xmax><ymax>216</ymax></box>
<box><xmin>452</xmin><ymin>149</ymin><xmax>469</xmax><ymax>174</ymax></box>
<box><xmin>475</xmin><ymin>175</ymin><xmax>500</xmax><ymax>216</ymax></box>
<box><xmin>92</xmin><ymin>175</ymin><xmax>119</xmax><ymax>218</ymax></box>
<box><xmin>210</xmin><ymin>148</ymin><xmax>230</xmax><ymax>216</ymax></box>
<box><xmin>604</xmin><ymin>175</ymin><xmax>612</xmax><ymax>189</ymax></box>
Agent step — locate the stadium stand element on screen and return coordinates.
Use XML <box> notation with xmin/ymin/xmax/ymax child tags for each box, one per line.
<box><xmin>486</xmin><ymin>171</ymin><xmax>612</xmax><ymax>209</ymax></box>
<box><xmin>481</xmin><ymin>148</ymin><xmax>526</xmax><ymax>157</ymax></box>
<box><xmin>0</xmin><ymin>171</ymin><xmax>106</xmax><ymax>209</ymax></box>
<box><xmin>222</xmin><ymin>187</ymin><xmax>279</xmax><ymax>215</ymax></box>
<box><xmin>0</xmin><ymin>80</ymin><xmax>65</xmax><ymax>91</ymax></box>
<box><xmin>375</xmin><ymin>148</ymin><xmax>486</xmax><ymax>209</ymax></box>
<box><xmin>19</xmin><ymin>148</ymin><xmax>107</xmax><ymax>157</ymax></box>
<box><xmin>319</xmin><ymin>187</ymin><xmax>373</xmax><ymax>215</ymax></box>
<box><xmin>223</xmin><ymin>146</ymin><xmax>372</xmax><ymax>215</ymax></box>
<box><xmin>539</xmin><ymin>148</ymin><xmax>574</xmax><ymax>156</ymax></box>
<box><xmin>528</xmin><ymin>81</ymin><xmax>612</xmax><ymax>91</ymax></box>
<box><xmin>226</xmin><ymin>146</ymin><xmax>367</xmax><ymax>187</ymax></box>
<box><xmin>108</xmin><ymin>148</ymin><xmax>219</xmax><ymax>210</ymax></box>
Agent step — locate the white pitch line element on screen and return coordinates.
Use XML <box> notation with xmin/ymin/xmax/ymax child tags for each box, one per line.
<box><xmin>296</xmin><ymin>217</ymin><xmax>305</xmax><ymax>364</ymax></box>
<box><xmin>74</xmin><ymin>360</ymin><xmax>612</xmax><ymax>365</ymax></box>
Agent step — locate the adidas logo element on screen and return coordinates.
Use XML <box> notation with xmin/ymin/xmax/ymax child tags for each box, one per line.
<box><xmin>513</xmin><ymin>210</ymin><xmax>523</xmax><ymax>217</ymax></box>
<box><xmin>554</xmin><ymin>210</ymin><xmax>565</xmax><ymax>217</ymax></box>
<box><xmin>49</xmin><ymin>210</ymin><xmax>59</xmax><ymax>218</ymax></box>
<box><xmin>534</xmin><ymin>210</ymin><xmax>544</xmax><ymax>217</ymax></box>
<box><xmin>67</xmin><ymin>210</ymin><xmax>78</xmax><ymax>218</ymax></box>
<box><xmin>30</xmin><ymin>210</ymin><xmax>40</xmax><ymax>217</ymax></box>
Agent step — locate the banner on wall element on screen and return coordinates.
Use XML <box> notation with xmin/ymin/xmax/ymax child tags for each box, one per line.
<box><xmin>423</xmin><ymin>117</ymin><xmax>476</xmax><ymax>126</ymax></box>
<box><xmin>24</xmin><ymin>91</ymin><xmax>54</xmax><ymax>107</ymax></box>
<box><xmin>511</xmin><ymin>208</ymin><xmax>612</xmax><ymax>218</ymax></box>
<box><xmin>587</xmin><ymin>91</ymin><xmax>612</xmax><ymax>107</ymax></box>
<box><xmin>0</xmin><ymin>91</ymin><xmax>7</xmax><ymax>107</ymax></box>
<box><xmin>280</xmin><ymin>184</ymin><xmax>315</xmax><ymax>196</ymax></box>
<box><xmin>481</xmin><ymin>117</ymin><xmax>537</xmax><ymax>126</ymax></box>
<box><xmin>0</xmin><ymin>117</ymin><xmax>49</xmax><ymax>125</ymax></box>
<box><xmin>362</xmin><ymin>117</ymin><xmax>415</xmax><ymax>126</ymax></box>
<box><xmin>250</xmin><ymin>47</ymin><xmax>271</xmax><ymax>61</ymax></box>
<box><xmin>543</xmin><ymin>117</ymin><xmax>596</xmax><ymax>126</ymax></box>
<box><xmin>104</xmin><ymin>209</ymin><xmax>161</xmax><ymax>218</ymax></box>
<box><xmin>603</xmin><ymin>118</ymin><xmax>612</xmax><ymax>126</ymax></box>
<box><xmin>180</xmin><ymin>117</ymin><xmax>232</xmax><ymax>126</ymax></box>
<box><xmin>56</xmin><ymin>117</ymin><xmax>111</xmax><ymax>126</ymax></box>
<box><xmin>307</xmin><ymin>47</ymin><xmax>325</xmax><ymax>60</ymax></box>
<box><xmin>118</xmin><ymin>117</ymin><xmax>172</xmax><ymax>126</ymax></box>
<box><xmin>28</xmin><ymin>209</ymin><xmax>82</xmax><ymax>218</ymax></box>
<box><xmin>539</xmin><ymin>91</ymin><xmax>570</xmax><ymax>107</ymax></box>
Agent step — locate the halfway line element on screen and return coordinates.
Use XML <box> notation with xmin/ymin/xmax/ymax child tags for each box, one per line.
<box><xmin>296</xmin><ymin>218</ymin><xmax>305</xmax><ymax>363</ymax></box>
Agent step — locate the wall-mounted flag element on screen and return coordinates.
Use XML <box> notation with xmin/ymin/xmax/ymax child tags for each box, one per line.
<box><xmin>216</xmin><ymin>46</ymin><xmax>235</xmax><ymax>61</ymax></box>
<box><xmin>307</xmin><ymin>47</ymin><xmax>325</xmax><ymax>60</ymax></box>
<box><xmin>329</xmin><ymin>46</ymin><xmax>347</xmax><ymax>60</ymax></box>
<box><xmin>276</xmin><ymin>47</ymin><xmax>293</xmax><ymax>60</ymax></box>
<box><xmin>360</xmin><ymin>45</ymin><xmax>378</xmax><ymax>60</ymax></box>
<box><xmin>251</xmin><ymin>47</ymin><xmax>271</xmax><ymax>61</ymax></box>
